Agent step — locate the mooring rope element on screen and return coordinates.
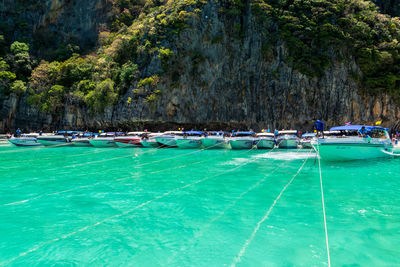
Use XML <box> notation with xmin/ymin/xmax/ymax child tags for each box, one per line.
<box><xmin>166</xmin><ymin>146</ymin><xmax>286</xmax><ymax>265</ymax></box>
<box><xmin>230</xmin><ymin>150</ymin><xmax>311</xmax><ymax>267</ymax></box>
<box><xmin>0</xmin><ymin>145</ymin><xmax>264</xmax><ymax>266</ymax></box>
<box><xmin>1</xmin><ymin>142</ymin><xmax>257</xmax><ymax>206</ymax></box>
<box><xmin>316</xmin><ymin>145</ymin><xmax>331</xmax><ymax>267</ymax></box>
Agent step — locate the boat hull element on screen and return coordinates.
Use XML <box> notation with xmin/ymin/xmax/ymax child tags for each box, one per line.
<box><xmin>37</xmin><ymin>138</ymin><xmax>70</xmax><ymax>147</ymax></box>
<box><xmin>9</xmin><ymin>138</ymin><xmax>41</xmax><ymax>147</ymax></box>
<box><xmin>155</xmin><ymin>137</ymin><xmax>177</xmax><ymax>148</ymax></box>
<box><xmin>301</xmin><ymin>141</ymin><xmax>313</xmax><ymax>149</ymax></box>
<box><xmin>314</xmin><ymin>143</ymin><xmax>393</xmax><ymax>161</ymax></box>
<box><xmin>141</xmin><ymin>139</ymin><xmax>160</xmax><ymax>148</ymax></box>
<box><xmin>278</xmin><ymin>139</ymin><xmax>298</xmax><ymax>149</ymax></box>
<box><xmin>71</xmin><ymin>139</ymin><xmax>92</xmax><ymax>147</ymax></box>
<box><xmin>201</xmin><ymin>138</ymin><xmax>228</xmax><ymax>149</ymax></box>
<box><xmin>256</xmin><ymin>139</ymin><xmax>275</xmax><ymax>149</ymax></box>
<box><xmin>229</xmin><ymin>139</ymin><xmax>254</xmax><ymax>150</ymax></box>
<box><xmin>114</xmin><ymin>137</ymin><xmax>142</xmax><ymax>148</ymax></box>
<box><xmin>175</xmin><ymin>138</ymin><xmax>202</xmax><ymax>149</ymax></box>
<box><xmin>89</xmin><ymin>139</ymin><xmax>117</xmax><ymax>147</ymax></box>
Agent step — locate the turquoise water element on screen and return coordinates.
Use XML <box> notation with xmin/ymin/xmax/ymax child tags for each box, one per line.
<box><xmin>0</xmin><ymin>145</ymin><xmax>400</xmax><ymax>266</ymax></box>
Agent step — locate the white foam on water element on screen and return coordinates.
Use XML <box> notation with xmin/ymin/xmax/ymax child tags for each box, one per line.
<box><xmin>254</xmin><ymin>150</ymin><xmax>316</xmax><ymax>161</ymax></box>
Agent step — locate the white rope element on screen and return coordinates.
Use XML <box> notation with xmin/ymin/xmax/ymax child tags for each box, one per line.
<box><xmin>0</xmin><ymin>144</ymin><xmax>256</xmax><ymax>206</ymax></box>
<box><xmin>230</xmin><ymin>151</ymin><xmax>311</xmax><ymax>267</ymax></box>
<box><xmin>316</xmin><ymin>145</ymin><xmax>331</xmax><ymax>267</ymax></box>
<box><xmin>166</xmin><ymin>148</ymin><xmax>283</xmax><ymax>265</ymax></box>
<box><xmin>0</xmin><ymin>146</ymin><xmax>263</xmax><ymax>266</ymax></box>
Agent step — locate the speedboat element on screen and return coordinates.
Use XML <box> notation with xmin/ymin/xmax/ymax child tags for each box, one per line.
<box><xmin>300</xmin><ymin>133</ymin><xmax>316</xmax><ymax>149</ymax></box>
<box><xmin>71</xmin><ymin>133</ymin><xmax>93</xmax><ymax>147</ymax></box>
<box><xmin>277</xmin><ymin>130</ymin><xmax>299</xmax><ymax>149</ymax></box>
<box><xmin>37</xmin><ymin>134</ymin><xmax>71</xmax><ymax>147</ymax></box>
<box><xmin>201</xmin><ymin>131</ymin><xmax>228</xmax><ymax>149</ymax></box>
<box><xmin>155</xmin><ymin>131</ymin><xmax>183</xmax><ymax>147</ymax></box>
<box><xmin>71</xmin><ymin>138</ymin><xmax>92</xmax><ymax>146</ymax></box>
<box><xmin>89</xmin><ymin>133</ymin><xmax>118</xmax><ymax>147</ymax></box>
<box><xmin>175</xmin><ymin>131</ymin><xmax>203</xmax><ymax>149</ymax></box>
<box><xmin>140</xmin><ymin>133</ymin><xmax>162</xmax><ymax>148</ymax></box>
<box><xmin>114</xmin><ymin>132</ymin><xmax>144</xmax><ymax>148</ymax></box>
<box><xmin>256</xmin><ymin>132</ymin><xmax>275</xmax><ymax>149</ymax></box>
<box><xmin>229</xmin><ymin>131</ymin><xmax>257</xmax><ymax>149</ymax></box>
<box><xmin>9</xmin><ymin>133</ymin><xmax>42</xmax><ymax>147</ymax></box>
<box><xmin>312</xmin><ymin>125</ymin><xmax>393</xmax><ymax>161</ymax></box>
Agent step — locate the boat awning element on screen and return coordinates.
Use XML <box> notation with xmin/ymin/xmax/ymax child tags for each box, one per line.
<box><xmin>184</xmin><ymin>131</ymin><xmax>203</xmax><ymax>135</ymax></box>
<box><xmin>278</xmin><ymin>130</ymin><xmax>297</xmax><ymax>134</ymax></box>
<box><xmin>330</xmin><ymin>125</ymin><xmax>388</xmax><ymax>131</ymax></box>
<box><xmin>257</xmin><ymin>133</ymin><xmax>274</xmax><ymax>137</ymax></box>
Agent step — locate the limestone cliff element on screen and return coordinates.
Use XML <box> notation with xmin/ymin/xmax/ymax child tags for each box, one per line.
<box><xmin>1</xmin><ymin>0</ymin><xmax>400</xmax><ymax>132</ymax></box>
<box><xmin>0</xmin><ymin>0</ymin><xmax>113</xmax><ymax>57</ymax></box>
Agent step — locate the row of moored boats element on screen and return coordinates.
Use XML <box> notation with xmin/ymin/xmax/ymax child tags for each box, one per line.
<box><xmin>2</xmin><ymin>125</ymin><xmax>396</xmax><ymax>161</ymax></box>
<box><xmin>4</xmin><ymin>130</ymin><xmax>306</xmax><ymax>149</ymax></box>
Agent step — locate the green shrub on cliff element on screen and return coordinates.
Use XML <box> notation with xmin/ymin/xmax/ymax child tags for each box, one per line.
<box><xmin>84</xmin><ymin>79</ymin><xmax>118</xmax><ymax>113</ymax></box>
<box><xmin>251</xmin><ymin>0</ymin><xmax>400</xmax><ymax>92</ymax></box>
<box><xmin>10</xmin><ymin>80</ymin><xmax>27</xmax><ymax>95</ymax></box>
<box><xmin>0</xmin><ymin>57</ymin><xmax>16</xmax><ymax>92</ymax></box>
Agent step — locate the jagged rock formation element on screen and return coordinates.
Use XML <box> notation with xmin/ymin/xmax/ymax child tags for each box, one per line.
<box><xmin>0</xmin><ymin>0</ymin><xmax>113</xmax><ymax>57</ymax></box>
<box><xmin>373</xmin><ymin>0</ymin><xmax>400</xmax><ymax>16</ymax></box>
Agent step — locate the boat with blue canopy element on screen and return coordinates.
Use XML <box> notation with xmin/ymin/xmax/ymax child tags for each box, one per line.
<box><xmin>155</xmin><ymin>131</ymin><xmax>183</xmax><ymax>148</ymax></box>
<box><xmin>71</xmin><ymin>132</ymin><xmax>93</xmax><ymax>147</ymax></box>
<box><xmin>312</xmin><ymin>125</ymin><xmax>393</xmax><ymax>161</ymax></box>
<box><xmin>175</xmin><ymin>131</ymin><xmax>204</xmax><ymax>149</ymax></box>
<box><xmin>201</xmin><ymin>131</ymin><xmax>228</xmax><ymax>149</ymax></box>
<box><xmin>89</xmin><ymin>132</ymin><xmax>119</xmax><ymax>147</ymax></box>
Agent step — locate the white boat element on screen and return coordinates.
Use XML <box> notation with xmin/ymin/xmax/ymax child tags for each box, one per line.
<box><xmin>312</xmin><ymin>125</ymin><xmax>393</xmax><ymax>161</ymax></box>
<box><xmin>256</xmin><ymin>132</ymin><xmax>275</xmax><ymax>149</ymax></box>
<box><xmin>71</xmin><ymin>137</ymin><xmax>92</xmax><ymax>147</ymax></box>
<box><xmin>155</xmin><ymin>131</ymin><xmax>183</xmax><ymax>147</ymax></box>
<box><xmin>89</xmin><ymin>133</ymin><xmax>117</xmax><ymax>147</ymax></box>
<box><xmin>9</xmin><ymin>133</ymin><xmax>42</xmax><ymax>147</ymax></box>
<box><xmin>140</xmin><ymin>133</ymin><xmax>162</xmax><ymax>148</ymax></box>
<box><xmin>201</xmin><ymin>131</ymin><xmax>228</xmax><ymax>149</ymax></box>
<box><xmin>37</xmin><ymin>135</ymin><xmax>71</xmax><ymax>146</ymax></box>
<box><xmin>115</xmin><ymin>132</ymin><xmax>144</xmax><ymax>148</ymax></box>
<box><xmin>277</xmin><ymin>130</ymin><xmax>299</xmax><ymax>149</ymax></box>
<box><xmin>175</xmin><ymin>131</ymin><xmax>203</xmax><ymax>149</ymax></box>
<box><xmin>229</xmin><ymin>131</ymin><xmax>257</xmax><ymax>149</ymax></box>
<box><xmin>300</xmin><ymin>133</ymin><xmax>316</xmax><ymax>149</ymax></box>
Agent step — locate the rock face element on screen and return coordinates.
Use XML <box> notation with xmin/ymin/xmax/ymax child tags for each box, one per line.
<box><xmin>372</xmin><ymin>0</ymin><xmax>400</xmax><ymax>16</ymax></box>
<box><xmin>1</xmin><ymin>0</ymin><xmax>400</xmax><ymax>132</ymax></box>
<box><xmin>0</xmin><ymin>0</ymin><xmax>113</xmax><ymax>55</ymax></box>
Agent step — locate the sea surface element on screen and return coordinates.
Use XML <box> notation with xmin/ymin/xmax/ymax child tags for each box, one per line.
<box><xmin>0</xmin><ymin>145</ymin><xmax>399</xmax><ymax>266</ymax></box>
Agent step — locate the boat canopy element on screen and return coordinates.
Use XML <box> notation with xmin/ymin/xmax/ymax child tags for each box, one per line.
<box><xmin>278</xmin><ymin>130</ymin><xmax>297</xmax><ymax>134</ymax></box>
<box><xmin>330</xmin><ymin>125</ymin><xmax>388</xmax><ymax>132</ymax></box>
<box><xmin>184</xmin><ymin>131</ymin><xmax>203</xmax><ymax>135</ymax></box>
<box><xmin>302</xmin><ymin>133</ymin><xmax>316</xmax><ymax>137</ymax></box>
<box><xmin>233</xmin><ymin>131</ymin><xmax>255</xmax><ymax>136</ymax></box>
<box><xmin>257</xmin><ymin>132</ymin><xmax>274</xmax><ymax>137</ymax></box>
<box><xmin>127</xmin><ymin>132</ymin><xmax>146</xmax><ymax>135</ymax></box>
<box><xmin>163</xmin><ymin>131</ymin><xmax>183</xmax><ymax>135</ymax></box>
